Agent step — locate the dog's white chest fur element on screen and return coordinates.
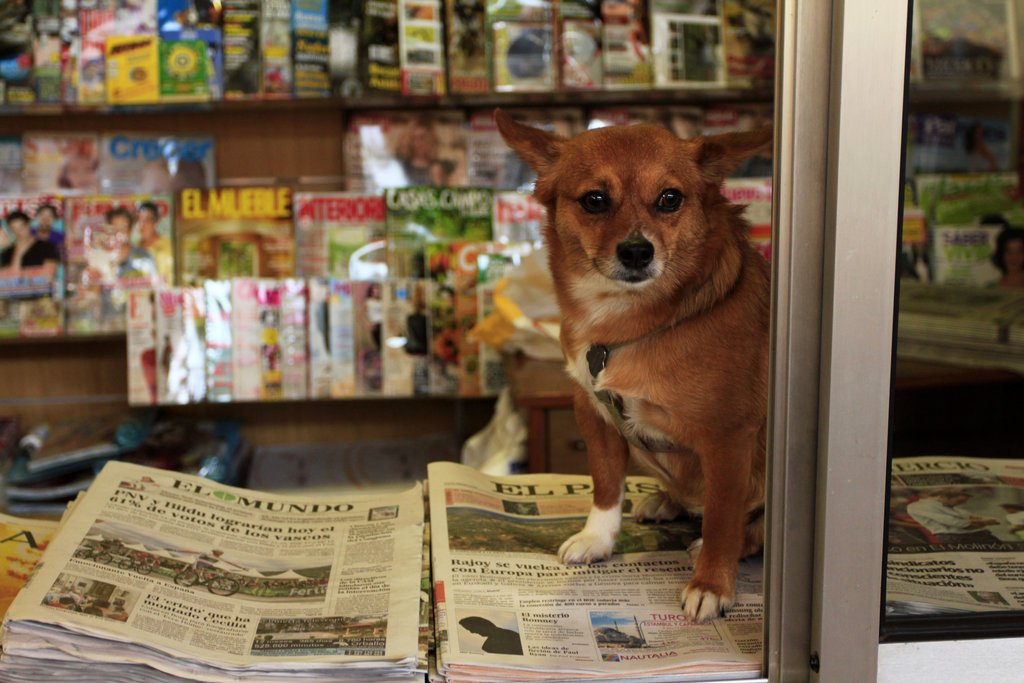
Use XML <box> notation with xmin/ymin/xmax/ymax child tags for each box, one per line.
<box><xmin>566</xmin><ymin>345</ymin><xmax>676</xmax><ymax>449</ymax></box>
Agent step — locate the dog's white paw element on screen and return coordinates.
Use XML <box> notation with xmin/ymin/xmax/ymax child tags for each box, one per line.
<box><xmin>633</xmin><ymin>491</ymin><xmax>685</xmax><ymax>522</ymax></box>
<box><xmin>558</xmin><ymin>530</ymin><xmax>615</xmax><ymax>565</ymax></box>
<box><xmin>682</xmin><ymin>581</ymin><xmax>734</xmax><ymax>623</ymax></box>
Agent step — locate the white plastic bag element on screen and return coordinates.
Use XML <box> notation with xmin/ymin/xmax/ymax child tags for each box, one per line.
<box><xmin>461</xmin><ymin>387</ymin><xmax>528</xmax><ymax>475</ymax></box>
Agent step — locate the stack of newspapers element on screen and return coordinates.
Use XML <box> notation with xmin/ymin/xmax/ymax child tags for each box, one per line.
<box><xmin>424</xmin><ymin>462</ymin><xmax>764</xmax><ymax>682</ymax></box>
<box><xmin>0</xmin><ymin>461</ymin><xmax>427</xmax><ymax>682</ymax></box>
<box><xmin>1</xmin><ymin>459</ymin><xmax>767</xmax><ymax>682</ymax></box>
<box><xmin>897</xmin><ymin>280</ymin><xmax>1024</xmax><ymax>374</ymax></box>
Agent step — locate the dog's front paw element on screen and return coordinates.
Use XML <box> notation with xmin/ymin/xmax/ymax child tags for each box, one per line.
<box><xmin>633</xmin><ymin>491</ymin><xmax>685</xmax><ymax>522</ymax></box>
<box><xmin>558</xmin><ymin>530</ymin><xmax>615</xmax><ymax>565</ymax></box>
<box><xmin>681</xmin><ymin>578</ymin><xmax>734</xmax><ymax>623</ymax></box>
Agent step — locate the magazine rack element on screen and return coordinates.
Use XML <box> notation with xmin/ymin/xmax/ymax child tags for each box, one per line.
<box><xmin>0</xmin><ymin>88</ymin><xmax>772</xmax><ymax>450</ymax></box>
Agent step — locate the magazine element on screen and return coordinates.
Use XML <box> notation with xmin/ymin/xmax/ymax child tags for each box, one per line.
<box><xmin>345</xmin><ymin>110</ymin><xmax>469</xmax><ymax>193</ymax></box>
<box><xmin>466</xmin><ymin>107</ymin><xmax>583</xmax><ymax>191</ymax></box>
<box><xmin>262</xmin><ymin>0</ymin><xmax>294</xmax><ymax>96</ymax></box>
<box><xmin>486</xmin><ymin>0</ymin><xmax>558</xmax><ymax>94</ymax></box>
<box><xmin>380</xmin><ymin>278</ymin><xmax>431</xmax><ymax>396</ymax></box>
<box><xmin>126</xmin><ymin>289</ymin><xmax>158</xmax><ymax>406</ymax></box>
<box><xmin>292</xmin><ymin>0</ymin><xmax>331</xmax><ymax>98</ymax></box>
<box><xmin>492</xmin><ymin>191</ymin><xmax>545</xmax><ymax>244</ymax></box>
<box><xmin>650</xmin><ymin>0</ymin><xmax>726</xmax><ymax>89</ymax></box>
<box><xmin>908</xmin><ymin>114</ymin><xmax>1012</xmax><ymax>174</ymax></box>
<box><xmin>33</xmin><ymin>15</ymin><xmax>63</xmax><ymax>104</ymax></box>
<box><xmin>176</xmin><ymin>186</ymin><xmax>295</xmax><ymax>286</ymax></box>
<box><xmin>445</xmin><ymin>0</ymin><xmax>489</xmax><ymax>93</ymax></box>
<box><xmin>98</xmin><ymin>132</ymin><xmax>217</xmax><ymax>195</ymax></box>
<box><xmin>204</xmin><ymin>279</ymin><xmax>234</xmax><ymax>403</ymax></box>
<box><xmin>427</xmin><ymin>461</ymin><xmax>763</xmax><ymax>681</ymax></box>
<box><xmin>721</xmin><ymin>177</ymin><xmax>772</xmax><ymax>261</ymax></box>
<box><xmin>914</xmin><ymin>0</ymin><xmax>1017</xmax><ymax>83</ymax></box>
<box><xmin>327</xmin><ymin>0</ymin><xmax>363</xmax><ymax>97</ymax></box>
<box><xmin>78</xmin><ymin>6</ymin><xmax>117</xmax><ymax>105</ymax></box>
<box><xmin>359</xmin><ymin>0</ymin><xmax>401</xmax><ymax>93</ymax></box>
<box><xmin>721</xmin><ymin>0</ymin><xmax>775</xmax><ymax>89</ymax></box>
<box><xmin>159</xmin><ymin>26</ymin><xmax>224</xmax><ymax>100</ymax></box>
<box><xmin>353</xmin><ymin>281</ymin><xmax>384</xmax><ymax>396</ymax></box>
<box><xmin>384</xmin><ymin>186</ymin><xmax>492</xmax><ymax>279</ymax></box>
<box><xmin>104</xmin><ymin>34</ymin><xmax>160</xmax><ymax>105</ymax></box>
<box><xmin>887</xmin><ymin>455</ymin><xmax>1024</xmax><ymax>616</ymax></box>
<box><xmin>928</xmin><ymin>224</ymin><xmax>1002</xmax><ymax>286</ymax></box>
<box><xmin>601</xmin><ymin>0</ymin><xmax>653</xmax><ymax>89</ymax></box>
<box><xmin>158</xmin><ymin>38</ymin><xmax>211</xmax><ymax>103</ymax></box>
<box><xmin>558</xmin><ymin>2</ymin><xmax>604</xmax><ymax>90</ymax></box>
<box><xmin>0</xmin><ymin>512</ymin><xmax>58</xmax><ymax>620</ymax></box>
<box><xmin>64</xmin><ymin>194</ymin><xmax>174</xmax><ymax>335</ymax></box>
<box><xmin>0</xmin><ymin>136</ymin><xmax>23</xmax><ymax>193</ymax></box>
<box><xmin>231</xmin><ymin>278</ymin><xmax>262</xmax><ymax>401</ymax></box>
<box><xmin>222</xmin><ymin>0</ymin><xmax>262</xmax><ymax>98</ymax></box>
<box><xmin>293</xmin><ymin>192</ymin><xmax>387</xmax><ymax>279</ymax></box>
<box><xmin>21</xmin><ymin>132</ymin><xmax>100</xmax><ymax>195</ymax></box>
<box><xmin>702</xmin><ymin>104</ymin><xmax>774</xmax><ymax>177</ymax></box>
<box><xmin>0</xmin><ymin>192</ymin><xmax>66</xmax><ymax>331</ymax></box>
<box><xmin>399</xmin><ymin>0</ymin><xmax>446</xmax><ymax>96</ymax></box>
<box><xmin>1</xmin><ymin>460</ymin><xmax>425</xmax><ymax>681</ymax></box>
<box><xmin>281</xmin><ymin>278</ymin><xmax>310</xmax><ymax>400</ymax></box>
<box><xmin>915</xmin><ymin>172</ymin><xmax>1024</xmax><ymax>227</ymax></box>
<box><xmin>256</xmin><ymin>279</ymin><xmax>283</xmax><ymax>400</ymax></box>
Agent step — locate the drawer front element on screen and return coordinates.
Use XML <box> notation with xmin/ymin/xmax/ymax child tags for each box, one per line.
<box><xmin>546</xmin><ymin>408</ymin><xmax>589</xmax><ymax>474</ymax></box>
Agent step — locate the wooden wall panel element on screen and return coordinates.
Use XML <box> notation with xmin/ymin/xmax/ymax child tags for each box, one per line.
<box><xmin>0</xmin><ymin>106</ymin><xmax>346</xmax><ymax>187</ymax></box>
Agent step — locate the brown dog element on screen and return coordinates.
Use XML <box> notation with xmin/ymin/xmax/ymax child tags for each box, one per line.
<box><xmin>495</xmin><ymin>109</ymin><xmax>771</xmax><ymax>622</ymax></box>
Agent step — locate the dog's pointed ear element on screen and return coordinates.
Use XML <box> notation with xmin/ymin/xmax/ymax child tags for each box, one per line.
<box><xmin>494</xmin><ymin>108</ymin><xmax>566</xmax><ymax>174</ymax></box>
<box><xmin>695</xmin><ymin>126</ymin><xmax>773</xmax><ymax>185</ymax></box>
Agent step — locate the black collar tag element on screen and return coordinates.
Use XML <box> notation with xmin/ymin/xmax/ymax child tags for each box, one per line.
<box><xmin>587</xmin><ymin>344</ymin><xmax>609</xmax><ymax>378</ymax></box>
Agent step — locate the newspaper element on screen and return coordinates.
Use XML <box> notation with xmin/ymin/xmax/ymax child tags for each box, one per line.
<box><xmin>426</xmin><ymin>462</ymin><xmax>763</xmax><ymax>682</ymax></box>
<box><xmin>887</xmin><ymin>456</ymin><xmax>1024</xmax><ymax>616</ymax></box>
<box><xmin>1</xmin><ymin>461</ymin><xmax>425</xmax><ymax>682</ymax></box>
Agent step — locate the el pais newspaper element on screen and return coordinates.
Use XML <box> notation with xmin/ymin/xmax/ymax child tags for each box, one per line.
<box><xmin>1</xmin><ymin>460</ymin><xmax>424</xmax><ymax>679</ymax></box>
<box><xmin>887</xmin><ymin>455</ymin><xmax>1024</xmax><ymax>616</ymax></box>
<box><xmin>426</xmin><ymin>461</ymin><xmax>763</xmax><ymax>681</ymax></box>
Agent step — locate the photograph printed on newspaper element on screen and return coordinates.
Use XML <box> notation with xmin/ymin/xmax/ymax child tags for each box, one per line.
<box><xmin>887</xmin><ymin>455</ymin><xmax>1024</xmax><ymax>616</ymax></box>
<box><xmin>426</xmin><ymin>461</ymin><xmax>764</xmax><ymax>681</ymax></box>
<box><xmin>2</xmin><ymin>460</ymin><xmax>424</xmax><ymax>679</ymax></box>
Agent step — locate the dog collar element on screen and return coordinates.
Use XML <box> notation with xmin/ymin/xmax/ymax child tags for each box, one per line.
<box><xmin>586</xmin><ymin>319</ymin><xmax>688</xmax><ymax>454</ymax></box>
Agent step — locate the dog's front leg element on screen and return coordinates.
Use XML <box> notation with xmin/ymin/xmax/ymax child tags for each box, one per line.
<box><xmin>682</xmin><ymin>436</ymin><xmax>754</xmax><ymax>621</ymax></box>
<box><xmin>558</xmin><ymin>388</ymin><xmax>630</xmax><ymax>564</ymax></box>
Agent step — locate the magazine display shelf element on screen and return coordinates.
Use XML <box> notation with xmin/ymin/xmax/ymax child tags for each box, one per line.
<box><xmin>0</xmin><ymin>87</ymin><xmax>773</xmax><ymax>454</ymax></box>
<box><xmin>0</xmin><ymin>333</ymin><xmax>498</xmax><ymax>448</ymax></box>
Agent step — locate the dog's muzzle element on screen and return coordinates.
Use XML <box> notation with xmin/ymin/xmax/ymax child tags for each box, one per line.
<box><xmin>615</xmin><ymin>234</ymin><xmax>655</xmax><ymax>282</ymax></box>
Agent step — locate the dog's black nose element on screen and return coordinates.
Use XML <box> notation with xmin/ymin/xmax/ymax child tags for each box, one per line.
<box><xmin>616</xmin><ymin>236</ymin><xmax>654</xmax><ymax>270</ymax></box>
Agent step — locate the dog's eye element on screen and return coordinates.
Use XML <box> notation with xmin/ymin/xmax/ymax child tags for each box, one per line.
<box><xmin>579</xmin><ymin>191</ymin><xmax>610</xmax><ymax>214</ymax></box>
<box><xmin>656</xmin><ymin>189</ymin><xmax>684</xmax><ymax>212</ymax></box>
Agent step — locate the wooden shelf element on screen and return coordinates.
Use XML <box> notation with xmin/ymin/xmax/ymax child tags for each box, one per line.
<box><xmin>0</xmin><ymin>87</ymin><xmax>775</xmax><ymax>118</ymax></box>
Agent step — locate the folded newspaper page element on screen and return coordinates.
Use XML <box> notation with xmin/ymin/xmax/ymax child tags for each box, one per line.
<box><xmin>1</xmin><ymin>461</ymin><xmax>425</xmax><ymax>682</ymax></box>
<box><xmin>887</xmin><ymin>455</ymin><xmax>1024</xmax><ymax>616</ymax></box>
<box><xmin>426</xmin><ymin>462</ymin><xmax>763</xmax><ymax>682</ymax></box>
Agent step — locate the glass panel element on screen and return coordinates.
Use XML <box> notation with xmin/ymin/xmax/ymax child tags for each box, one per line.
<box><xmin>883</xmin><ymin>0</ymin><xmax>1024</xmax><ymax>641</ymax></box>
